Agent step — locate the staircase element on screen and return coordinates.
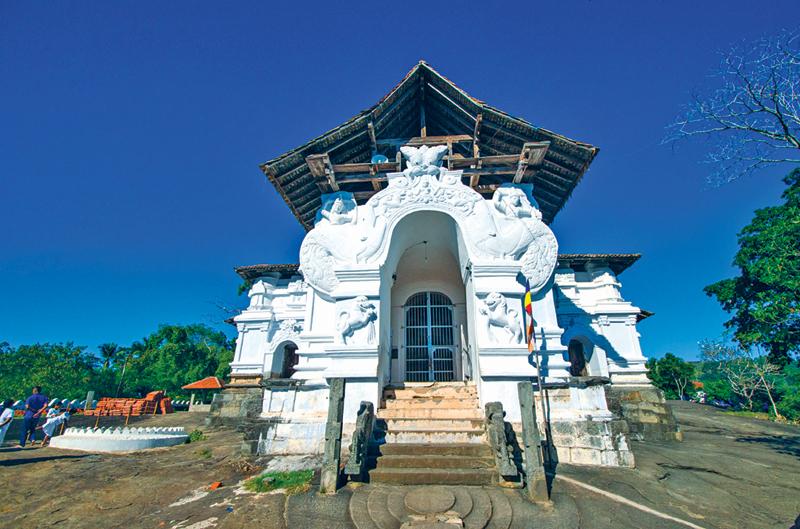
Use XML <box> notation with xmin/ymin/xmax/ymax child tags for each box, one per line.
<box><xmin>369</xmin><ymin>382</ymin><xmax>497</xmax><ymax>485</ymax></box>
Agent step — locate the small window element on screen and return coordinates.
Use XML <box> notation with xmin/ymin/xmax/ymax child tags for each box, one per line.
<box><xmin>568</xmin><ymin>339</ymin><xmax>588</xmax><ymax>377</ymax></box>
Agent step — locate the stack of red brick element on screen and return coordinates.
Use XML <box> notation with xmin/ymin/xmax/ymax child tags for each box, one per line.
<box><xmin>83</xmin><ymin>391</ymin><xmax>174</xmax><ymax>416</ymax></box>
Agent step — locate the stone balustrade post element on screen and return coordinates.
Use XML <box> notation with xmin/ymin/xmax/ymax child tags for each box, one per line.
<box><xmin>517</xmin><ymin>381</ymin><xmax>549</xmax><ymax>503</ymax></box>
<box><xmin>320</xmin><ymin>378</ymin><xmax>346</xmax><ymax>494</ymax></box>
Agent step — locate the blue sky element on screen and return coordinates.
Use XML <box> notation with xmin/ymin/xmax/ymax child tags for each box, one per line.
<box><xmin>1</xmin><ymin>2</ymin><xmax>797</xmax><ymax>359</ymax></box>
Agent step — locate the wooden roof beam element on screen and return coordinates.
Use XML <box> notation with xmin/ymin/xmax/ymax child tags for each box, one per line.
<box><xmin>405</xmin><ymin>134</ymin><xmax>473</xmax><ymax>146</ymax></box>
<box><xmin>425</xmin><ymin>82</ymin><xmax>478</xmax><ymax>123</ymax></box>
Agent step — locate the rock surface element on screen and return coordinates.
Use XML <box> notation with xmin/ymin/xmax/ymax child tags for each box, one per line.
<box><xmin>0</xmin><ymin>402</ymin><xmax>797</xmax><ymax>529</ymax></box>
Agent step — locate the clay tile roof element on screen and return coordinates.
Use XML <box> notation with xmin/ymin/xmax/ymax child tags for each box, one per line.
<box><xmin>181</xmin><ymin>376</ymin><xmax>224</xmax><ymax>390</ymax></box>
<box><xmin>234</xmin><ymin>263</ymin><xmax>301</xmax><ymax>281</ymax></box>
<box><xmin>557</xmin><ymin>253</ymin><xmax>641</xmax><ymax>275</ymax></box>
<box><xmin>260</xmin><ymin>61</ymin><xmax>599</xmax><ymax>230</ymax></box>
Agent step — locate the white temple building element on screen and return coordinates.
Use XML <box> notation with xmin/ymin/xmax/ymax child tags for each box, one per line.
<box><xmin>216</xmin><ymin>62</ymin><xmax>679</xmax><ymax>469</ymax></box>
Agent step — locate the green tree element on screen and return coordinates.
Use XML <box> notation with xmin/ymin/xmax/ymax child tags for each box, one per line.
<box><xmin>0</xmin><ymin>342</ymin><xmax>97</xmax><ymax>399</ymax></box>
<box><xmin>775</xmin><ymin>364</ymin><xmax>800</xmax><ymax>421</ymax></box>
<box><xmin>646</xmin><ymin>353</ymin><xmax>696</xmax><ymax>400</ymax></box>
<box><xmin>98</xmin><ymin>342</ymin><xmax>120</xmax><ymax>369</ymax></box>
<box><xmin>704</xmin><ymin>168</ymin><xmax>800</xmax><ymax>368</ymax></box>
<box><xmin>121</xmin><ymin>324</ymin><xmax>233</xmax><ymax>397</ymax></box>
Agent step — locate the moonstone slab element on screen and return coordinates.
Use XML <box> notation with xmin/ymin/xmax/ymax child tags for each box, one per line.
<box><xmin>404</xmin><ymin>487</ymin><xmax>456</xmax><ymax>514</ymax></box>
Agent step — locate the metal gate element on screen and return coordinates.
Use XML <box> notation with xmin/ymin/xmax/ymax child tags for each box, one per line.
<box><xmin>404</xmin><ymin>291</ymin><xmax>456</xmax><ymax>382</ymax></box>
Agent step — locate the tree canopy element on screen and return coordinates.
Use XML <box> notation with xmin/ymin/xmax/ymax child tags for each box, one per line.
<box><xmin>646</xmin><ymin>353</ymin><xmax>696</xmax><ymax>400</ymax></box>
<box><xmin>667</xmin><ymin>30</ymin><xmax>800</xmax><ymax>183</ymax></box>
<box><xmin>0</xmin><ymin>324</ymin><xmax>234</xmax><ymax>401</ymax></box>
<box><xmin>704</xmin><ymin>168</ymin><xmax>800</xmax><ymax>367</ymax></box>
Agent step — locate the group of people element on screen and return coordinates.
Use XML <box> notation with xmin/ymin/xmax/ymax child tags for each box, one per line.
<box><xmin>0</xmin><ymin>386</ymin><xmax>72</xmax><ymax>448</ymax></box>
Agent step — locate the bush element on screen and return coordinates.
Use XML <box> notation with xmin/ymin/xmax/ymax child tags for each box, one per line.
<box><xmin>188</xmin><ymin>429</ymin><xmax>206</xmax><ymax>443</ymax></box>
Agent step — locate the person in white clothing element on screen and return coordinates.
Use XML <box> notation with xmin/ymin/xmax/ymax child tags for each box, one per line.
<box><xmin>39</xmin><ymin>409</ymin><xmax>70</xmax><ymax>446</ymax></box>
<box><xmin>0</xmin><ymin>400</ymin><xmax>14</xmax><ymax>447</ymax></box>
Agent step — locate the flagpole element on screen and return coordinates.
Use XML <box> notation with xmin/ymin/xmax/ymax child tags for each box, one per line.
<box><xmin>525</xmin><ymin>280</ymin><xmax>549</xmax><ymax>467</ymax></box>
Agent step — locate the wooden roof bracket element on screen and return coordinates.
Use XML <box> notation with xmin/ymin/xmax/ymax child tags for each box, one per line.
<box><xmin>513</xmin><ymin>141</ymin><xmax>551</xmax><ymax>183</ymax></box>
<box><xmin>305</xmin><ymin>153</ymin><xmax>338</xmax><ymax>192</ymax></box>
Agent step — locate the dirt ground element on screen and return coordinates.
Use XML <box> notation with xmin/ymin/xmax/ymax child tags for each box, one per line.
<box><xmin>0</xmin><ymin>402</ymin><xmax>797</xmax><ymax>529</ymax></box>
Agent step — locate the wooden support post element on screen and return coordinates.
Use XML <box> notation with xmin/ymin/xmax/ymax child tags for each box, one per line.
<box><xmin>517</xmin><ymin>381</ymin><xmax>550</xmax><ymax>503</ymax></box>
<box><xmin>320</xmin><ymin>378</ymin><xmax>346</xmax><ymax>494</ymax></box>
<box><xmin>367</xmin><ymin>122</ymin><xmax>377</xmax><ymax>154</ymax></box>
<box><xmin>419</xmin><ymin>82</ymin><xmax>427</xmax><ymax>138</ymax></box>
<box><xmin>447</xmin><ymin>141</ymin><xmax>453</xmax><ymax>170</ymax></box>
<box><xmin>472</xmin><ymin>113</ymin><xmax>483</xmax><ymax>159</ymax></box>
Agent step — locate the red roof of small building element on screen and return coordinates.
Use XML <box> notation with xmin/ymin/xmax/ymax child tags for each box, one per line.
<box><xmin>182</xmin><ymin>376</ymin><xmax>224</xmax><ymax>390</ymax></box>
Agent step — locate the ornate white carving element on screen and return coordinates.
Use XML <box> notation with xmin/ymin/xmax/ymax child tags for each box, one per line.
<box><xmin>299</xmin><ymin>236</ymin><xmax>338</xmax><ymax>293</ymax></box>
<box><xmin>268</xmin><ymin>318</ymin><xmax>302</xmax><ymax>356</ymax></box>
<box><xmin>247</xmin><ymin>280</ymin><xmax>274</xmax><ymax>311</ymax></box>
<box><xmin>337</xmin><ymin>296</ymin><xmax>377</xmax><ymax>345</ymax></box>
<box><xmin>298</xmin><ymin>145</ymin><xmax>559</xmax><ymax>295</ymax></box>
<box><xmin>287</xmin><ymin>279</ymin><xmax>307</xmax><ymax>305</ymax></box>
<box><xmin>479</xmin><ymin>292</ymin><xmax>523</xmax><ymax>344</ymax></box>
<box><xmin>399</xmin><ymin>145</ymin><xmax>449</xmax><ymax>179</ymax></box>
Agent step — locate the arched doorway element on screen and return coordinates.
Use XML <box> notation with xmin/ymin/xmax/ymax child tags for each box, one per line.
<box><xmin>404</xmin><ymin>291</ymin><xmax>457</xmax><ymax>382</ymax></box>
<box><xmin>269</xmin><ymin>341</ymin><xmax>299</xmax><ymax>379</ymax></box>
<box><xmin>568</xmin><ymin>339</ymin><xmax>589</xmax><ymax>377</ymax></box>
<box><xmin>383</xmin><ymin>211</ymin><xmax>471</xmax><ymax>385</ymax></box>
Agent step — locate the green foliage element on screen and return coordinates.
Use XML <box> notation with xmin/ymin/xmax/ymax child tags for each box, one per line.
<box><xmin>237</xmin><ymin>279</ymin><xmax>254</xmax><ymax>296</ymax></box>
<box><xmin>775</xmin><ymin>364</ymin><xmax>800</xmax><ymax>421</ymax></box>
<box><xmin>244</xmin><ymin>470</ymin><xmax>313</xmax><ymax>494</ymax></box>
<box><xmin>0</xmin><ymin>341</ymin><xmax>100</xmax><ymax>399</ymax></box>
<box><xmin>188</xmin><ymin>429</ymin><xmax>207</xmax><ymax>443</ymax></box>
<box><xmin>704</xmin><ymin>169</ymin><xmax>800</xmax><ymax>368</ymax></box>
<box><xmin>646</xmin><ymin>353</ymin><xmax>696</xmax><ymax>399</ymax></box>
<box><xmin>119</xmin><ymin>324</ymin><xmax>234</xmax><ymax>397</ymax></box>
<box><xmin>0</xmin><ymin>324</ymin><xmax>234</xmax><ymax>401</ymax></box>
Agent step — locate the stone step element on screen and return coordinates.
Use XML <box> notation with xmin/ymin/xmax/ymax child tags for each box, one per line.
<box><xmin>368</xmin><ymin>467</ymin><xmax>496</xmax><ymax>486</ymax></box>
<box><xmin>377</xmin><ymin>443</ymin><xmax>493</xmax><ymax>457</ymax></box>
<box><xmin>378</xmin><ymin>407</ymin><xmax>484</xmax><ymax>420</ymax></box>
<box><xmin>383</xmin><ymin>385</ymin><xmax>477</xmax><ymax>400</ymax></box>
<box><xmin>373</xmin><ymin>454</ymin><xmax>495</xmax><ymax>470</ymax></box>
<box><xmin>382</xmin><ymin>397</ymin><xmax>478</xmax><ymax>410</ymax></box>
<box><xmin>384</xmin><ymin>429</ymin><xmax>486</xmax><ymax>444</ymax></box>
<box><xmin>383</xmin><ymin>418</ymin><xmax>484</xmax><ymax>431</ymax></box>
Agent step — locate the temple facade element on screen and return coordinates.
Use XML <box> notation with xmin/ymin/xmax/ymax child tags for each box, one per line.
<box><xmin>219</xmin><ymin>62</ymin><xmax>678</xmax><ymax>468</ymax></box>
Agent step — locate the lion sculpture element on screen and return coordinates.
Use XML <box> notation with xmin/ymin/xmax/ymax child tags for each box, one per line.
<box><xmin>479</xmin><ymin>292</ymin><xmax>523</xmax><ymax>344</ymax></box>
<box><xmin>337</xmin><ymin>295</ymin><xmax>377</xmax><ymax>344</ymax></box>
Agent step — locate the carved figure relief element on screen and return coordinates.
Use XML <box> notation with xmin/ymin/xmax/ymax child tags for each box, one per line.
<box><xmin>479</xmin><ymin>292</ymin><xmax>523</xmax><ymax>344</ymax></box>
<box><xmin>320</xmin><ymin>196</ymin><xmax>356</xmax><ymax>225</ymax></box>
<box><xmin>399</xmin><ymin>145</ymin><xmax>449</xmax><ymax>180</ymax></box>
<box><xmin>247</xmin><ymin>280</ymin><xmax>274</xmax><ymax>311</ymax></box>
<box><xmin>337</xmin><ymin>296</ymin><xmax>377</xmax><ymax>345</ymax></box>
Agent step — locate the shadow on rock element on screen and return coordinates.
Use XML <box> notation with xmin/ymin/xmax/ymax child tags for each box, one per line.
<box><xmin>735</xmin><ymin>434</ymin><xmax>800</xmax><ymax>460</ymax></box>
<box><xmin>0</xmin><ymin>454</ymin><xmax>88</xmax><ymax>467</ymax></box>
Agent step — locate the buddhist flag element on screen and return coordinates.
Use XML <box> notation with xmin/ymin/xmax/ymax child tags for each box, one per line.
<box><xmin>524</xmin><ymin>280</ymin><xmax>536</xmax><ymax>352</ymax></box>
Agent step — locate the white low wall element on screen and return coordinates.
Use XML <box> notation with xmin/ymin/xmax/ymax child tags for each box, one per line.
<box><xmin>50</xmin><ymin>426</ymin><xmax>188</xmax><ymax>453</ymax></box>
